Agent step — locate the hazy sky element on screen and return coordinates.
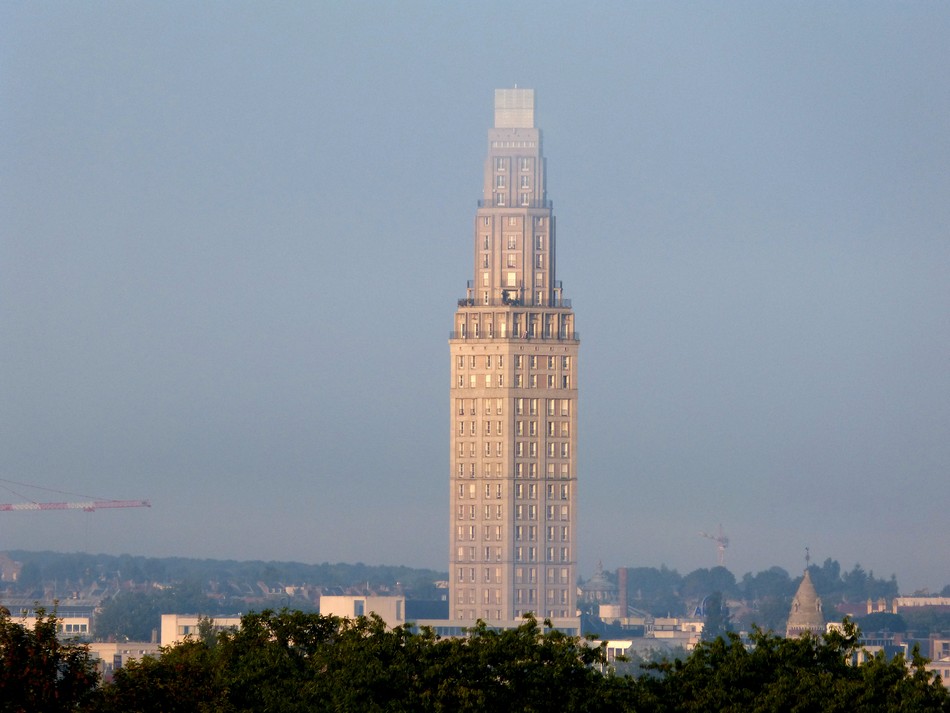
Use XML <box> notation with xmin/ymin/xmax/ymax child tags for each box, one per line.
<box><xmin>2</xmin><ymin>3</ymin><xmax>947</xmax><ymax>593</ymax></box>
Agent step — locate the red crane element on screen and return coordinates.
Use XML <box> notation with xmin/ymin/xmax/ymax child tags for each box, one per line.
<box><xmin>0</xmin><ymin>478</ymin><xmax>150</xmax><ymax>513</ymax></box>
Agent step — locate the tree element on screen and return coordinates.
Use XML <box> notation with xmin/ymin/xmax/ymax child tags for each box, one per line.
<box><xmin>0</xmin><ymin>607</ymin><xmax>99</xmax><ymax>713</ymax></box>
<box><xmin>640</xmin><ymin>620</ymin><xmax>950</xmax><ymax>712</ymax></box>
<box><xmin>701</xmin><ymin>591</ymin><xmax>732</xmax><ymax>641</ymax></box>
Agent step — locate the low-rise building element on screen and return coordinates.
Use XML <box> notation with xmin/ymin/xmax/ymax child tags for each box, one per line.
<box><xmin>319</xmin><ymin>595</ymin><xmax>405</xmax><ymax>627</ymax></box>
<box><xmin>160</xmin><ymin>613</ymin><xmax>241</xmax><ymax>646</ymax></box>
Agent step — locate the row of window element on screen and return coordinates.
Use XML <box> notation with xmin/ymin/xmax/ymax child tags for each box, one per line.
<box><xmin>456</xmin><ymin>374</ymin><xmax>571</xmax><ymax>389</ymax></box>
<box><xmin>493</xmin><ymin>192</ymin><xmax>535</xmax><ymax>207</ymax></box>
<box><xmin>481</xmin><ymin>215</ymin><xmax>544</xmax><ymax>227</ymax></box>
<box><xmin>513</xmin><ymin>546</ymin><xmax>571</xmax><ymax>563</ymax></box>
<box><xmin>456</xmin><ymin>313</ymin><xmax>573</xmax><ymax>339</ymax></box>
<box><xmin>514</xmin><ymin>524</ymin><xmax>570</xmax><ymax>542</ymax></box>
<box><xmin>512</xmin><ymin>504</ymin><xmax>571</xmax><ymax>521</ymax></box>
<box><xmin>481</xmin><ymin>234</ymin><xmax>546</xmax><ymax>251</ymax></box>
<box><xmin>457</xmin><ymin>353</ymin><xmax>571</xmax><ymax>373</ymax></box>
<box><xmin>455</xmin><ymin>397</ymin><xmax>572</xmax><ymax>417</ymax></box>
<box><xmin>455</xmin><ymin>462</ymin><xmax>572</xmax><ymax>479</ymax></box>
<box><xmin>516</xmin><ymin>483</ymin><xmax>570</xmax><ymax>500</ymax></box>
<box><xmin>493</xmin><ymin>174</ymin><xmax>533</xmax><ymax>190</ymax></box>
<box><xmin>458</xmin><ymin>483</ymin><xmax>504</xmax><ymax>500</ymax></box>
<box><xmin>515</xmin><ymin>566</ymin><xmax>571</xmax><ymax>584</ymax></box>
<box><xmin>456</xmin><ymin>504</ymin><xmax>504</xmax><ymax>520</ymax></box>
<box><xmin>457</xmin><ymin>420</ymin><xmax>569</xmax><ymax>437</ymax></box>
<box><xmin>456</xmin><ymin>525</ymin><xmax>502</xmax><ymax>541</ymax></box>
<box><xmin>494</xmin><ymin>156</ymin><xmax>533</xmax><ymax>172</ymax></box>
<box><xmin>457</xmin><ymin>546</ymin><xmax>503</xmax><ymax>563</ymax></box>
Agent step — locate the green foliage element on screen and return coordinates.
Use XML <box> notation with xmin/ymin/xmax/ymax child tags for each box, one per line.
<box><xmin>0</xmin><ymin>607</ymin><xmax>99</xmax><ymax>713</ymax></box>
<box><xmin>640</xmin><ymin>621</ymin><xmax>950</xmax><ymax>712</ymax></box>
<box><xmin>83</xmin><ymin>612</ymin><xmax>950</xmax><ymax>712</ymax></box>
<box><xmin>95</xmin><ymin>583</ymin><xmax>221</xmax><ymax>641</ymax></box>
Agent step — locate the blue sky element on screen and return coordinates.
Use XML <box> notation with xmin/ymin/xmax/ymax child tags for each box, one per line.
<box><xmin>2</xmin><ymin>2</ymin><xmax>948</xmax><ymax>592</ymax></box>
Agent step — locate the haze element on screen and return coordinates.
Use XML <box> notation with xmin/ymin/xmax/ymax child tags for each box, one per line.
<box><xmin>2</xmin><ymin>3</ymin><xmax>947</xmax><ymax>592</ymax></box>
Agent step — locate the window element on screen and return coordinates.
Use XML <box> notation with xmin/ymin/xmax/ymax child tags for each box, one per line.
<box><xmin>495</xmin><ymin>175</ymin><xmax>506</xmax><ymax>188</ymax></box>
<box><xmin>520</xmin><ymin>193</ymin><xmax>530</xmax><ymax>206</ymax></box>
<box><xmin>483</xmin><ymin>235</ymin><xmax>490</xmax><ymax>250</ymax></box>
<box><xmin>530</xmin><ymin>398</ymin><xmax>538</xmax><ymax>415</ymax></box>
<box><xmin>515</xmin><ymin>355</ymin><xmax>523</xmax><ymax>369</ymax></box>
<box><xmin>495</xmin><ymin>157</ymin><xmax>506</xmax><ymax>171</ymax></box>
<box><xmin>507</xmin><ymin>235</ymin><xmax>517</xmax><ymax>250</ymax></box>
<box><xmin>470</xmin><ymin>375</ymin><xmax>476</xmax><ymax>388</ymax></box>
<box><xmin>560</xmin><ymin>400</ymin><xmax>569</xmax><ymax>416</ymax></box>
<box><xmin>535</xmin><ymin>235</ymin><xmax>544</xmax><ymax>250</ymax></box>
<box><xmin>562</xmin><ymin>375</ymin><xmax>570</xmax><ymax>388</ymax></box>
<box><xmin>562</xmin><ymin>356</ymin><xmax>571</xmax><ymax>370</ymax></box>
<box><xmin>529</xmin><ymin>421</ymin><xmax>537</xmax><ymax>436</ymax></box>
<box><xmin>507</xmin><ymin>272</ymin><xmax>517</xmax><ymax>287</ymax></box>
<box><xmin>495</xmin><ymin>193</ymin><xmax>505</xmax><ymax>206</ymax></box>
<box><xmin>486</xmin><ymin>355</ymin><xmax>492</xmax><ymax>369</ymax></box>
<box><xmin>530</xmin><ymin>374</ymin><xmax>537</xmax><ymax>388</ymax></box>
<box><xmin>507</xmin><ymin>253</ymin><xmax>517</xmax><ymax>267</ymax></box>
<box><xmin>516</xmin><ymin>398</ymin><xmax>524</xmax><ymax>415</ymax></box>
<box><xmin>485</xmin><ymin>374</ymin><xmax>491</xmax><ymax>387</ymax></box>
<box><xmin>508</xmin><ymin>217</ymin><xmax>517</xmax><ymax>226</ymax></box>
<box><xmin>520</xmin><ymin>157</ymin><xmax>530</xmax><ymax>171</ymax></box>
<box><xmin>536</xmin><ymin>272</ymin><xmax>544</xmax><ymax>286</ymax></box>
<box><xmin>536</xmin><ymin>254</ymin><xmax>544</xmax><ymax>268</ymax></box>
<box><xmin>561</xmin><ymin>484</ymin><xmax>569</xmax><ymax>499</ymax></box>
<box><xmin>547</xmin><ymin>375</ymin><xmax>555</xmax><ymax>388</ymax></box>
<box><xmin>561</xmin><ymin>443</ymin><xmax>569</xmax><ymax>457</ymax></box>
<box><xmin>520</xmin><ymin>175</ymin><xmax>530</xmax><ymax>189</ymax></box>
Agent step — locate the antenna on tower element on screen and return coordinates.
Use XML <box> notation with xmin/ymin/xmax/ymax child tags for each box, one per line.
<box><xmin>699</xmin><ymin>524</ymin><xmax>730</xmax><ymax>566</ymax></box>
<box><xmin>804</xmin><ymin>546</ymin><xmax>811</xmax><ymax>570</ymax></box>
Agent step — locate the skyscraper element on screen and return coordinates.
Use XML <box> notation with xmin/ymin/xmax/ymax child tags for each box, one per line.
<box><xmin>449</xmin><ymin>89</ymin><xmax>579</xmax><ymax>632</ymax></box>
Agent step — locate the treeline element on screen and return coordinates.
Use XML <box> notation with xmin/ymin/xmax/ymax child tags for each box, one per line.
<box><xmin>611</xmin><ymin>559</ymin><xmax>920</xmax><ymax>631</ymax></box>
<box><xmin>6</xmin><ymin>550</ymin><xmax>444</xmax><ymax>595</ymax></box>
<box><xmin>4</xmin><ymin>609</ymin><xmax>948</xmax><ymax>713</ymax></box>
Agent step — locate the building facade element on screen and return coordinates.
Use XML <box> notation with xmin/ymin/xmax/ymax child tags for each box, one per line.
<box><xmin>448</xmin><ymin>89</ymin><xmax>579</xmax><ymax>630</ymax></box>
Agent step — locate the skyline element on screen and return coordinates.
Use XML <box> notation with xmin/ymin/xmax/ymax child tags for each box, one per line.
<box><xmin>2</xmin><ymin>4</ymin><xmax>948</xmax><ymax>592</ymax></box>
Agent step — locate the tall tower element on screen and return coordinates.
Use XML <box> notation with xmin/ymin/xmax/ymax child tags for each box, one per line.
<box><xmin>449</xmin><ymin>89</ymin><xmax>579</xmax><ymax>632</ymax></box>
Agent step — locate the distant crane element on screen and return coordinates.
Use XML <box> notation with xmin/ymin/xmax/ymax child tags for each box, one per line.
<box><xmin>0</xmin><ymin>478</ymin><xmax>150</xmax><ymax>513</ymax></box>
<box><xmin>0</xmin><ymin>499</ymin><xmax>150</xmax><ymax>512</ymax></box>
<box><xmin>700</xmin><ymin>524</ymin><xmax>730</xmax><ymax>566</ymax></box>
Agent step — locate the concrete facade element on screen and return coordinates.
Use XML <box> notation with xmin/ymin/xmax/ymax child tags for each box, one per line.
<box><xmin>319</xmin><ymin>595</ymin><xmax>405</xmax><ymax>627</ymax></box>
<box><xmin>160</xmin><ymin>613</ymin><xmax>241</xmax><ymax>646</ymax></box>
<box><xmin>448</xmin><ymin>89</ymin><xmax>579</xmax><ymax>631</ymax></box>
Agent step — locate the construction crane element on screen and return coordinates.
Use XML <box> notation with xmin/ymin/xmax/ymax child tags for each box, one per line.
<box><xmin>700</xmin><ymin>524</ymin><xmax>730</xmax><ymax>566</ymax></box>
<box><xmin>0</xmin><ymin>500</ymin><xmax>149</xmax><ymax>512</ymax></box>
<box><xmin>0</xmin><ymin>478</ymin><xmax>150</xmax><ymax>513</ymax></box>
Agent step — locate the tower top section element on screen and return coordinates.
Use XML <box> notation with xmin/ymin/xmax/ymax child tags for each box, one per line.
<box><xmin>494</xmin><ymin>88</ymin><xmax>535</xmax><ymax>128</ymax></box>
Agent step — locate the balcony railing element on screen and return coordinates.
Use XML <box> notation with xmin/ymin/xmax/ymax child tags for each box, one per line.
<box><xmin>456</xmin><ymin>297</ymin><xmax>572</xmax><ymax>309</ymax></box>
